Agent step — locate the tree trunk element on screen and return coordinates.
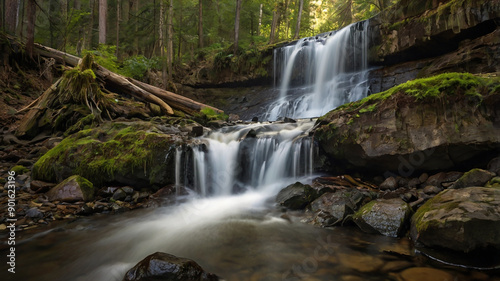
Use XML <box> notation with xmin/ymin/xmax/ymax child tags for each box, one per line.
<box><xmin>294</xmin><ymin>0</ymin><xmax>304</xmax><ymax>39</ymax></box>
<box><xmin>116</xmin><ymin>0</ymin><xmax>120</xmax><ymax>58</ymax></box>
<box><xmin>234</xmin><ymin>0</ymin><xmax>242</xmax><ymax>55</ymax></box>
<box><xmin>99</xmin><ymin>0</ymin><xmax>107</xmax><ymax>44</ymax></box>
<box><xmin>167</xmin><ymin>0</ymin><xmax>173</xmax><ymax>81</ymax></box>
<box><xmin>269</xmin><ymin>8</ymin><xmax>280</xmax><ymax>44</ymax></box>
<box><xmin>198</xmin><ymin>0</ymin><xmax>203</xmax><ymax>48</ymax></box>
<box><xmin>75</xmin><ymin>0</ymin><xmax>83</xmax><ymax>55</ymax></box>
<box><xmin>257</xmin><ymin>4</ymin><xmax>262</xmax><ymax>36</ymax></box>
<box><xmin>25</xmin><ymin>0</ymin><xmax>36</xmax><ymax>58</ymax></box>
<box><xmin>85</xmin><ymin>0</ymin><xmax>95</xmax><ymax>50</ymax></box>
<box><xmin>177</xmin><ymin>0</ymin><xmax>182</xmax><ymax>59</ymax></box>
<box><xmin>159</xmin><ymin>0</ymin><xmax>166</xmax><ymax>87</ymax></box>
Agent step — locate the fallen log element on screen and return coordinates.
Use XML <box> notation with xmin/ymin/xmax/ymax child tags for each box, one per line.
<box><xmin>32</xmin><ymin>43</ymin><xmax>220</xmax><ymax>116</ymax></box>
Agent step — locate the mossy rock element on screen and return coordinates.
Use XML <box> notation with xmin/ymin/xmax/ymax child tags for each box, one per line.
<box><xmin>411</xmin><ymin>187</ymin><xmax>500</xmax><ymax>253</ymax></box>
<box><xmin>46</xmin><ymin>175</ymin><xmax>95</xmax><ymax>202</ymax></box>
<box><xmin>353</xmin><ymin>198</ymin><xmax>412</xmax><ymax>237</ymax></box>
<box><xmin>11</xmin><ymin>165</ymin><xmax>29</xmax><ymax>175</ymax></box>
<box><xmin>32</xmin><ymin>121</ymin><xmax>177</xmax><ymax>188</ymax></box>
<box><xmin>451</xmin><ymin>168</ymin><xmax>495</xmax><ymax>189</ymax></box>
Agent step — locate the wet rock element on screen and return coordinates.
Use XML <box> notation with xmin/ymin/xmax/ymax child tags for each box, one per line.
<box><xmin>418</xmin><ymin>173</ymin><xmax>428</xmax><ymax>183</ymax></box>
<box><xmin>399</xmin><ymin>267</ymin><xmax>454</xmax><ymax>281</ymax></box>
<box><xmin>251</xmin><ymin>117</ymin><xmax>258</xmax><ymax>122</ymax></box>
<box><xmin>407</xmin><ymin>178</ymin><xmax>420</xmax><ymax>188</ymax></box>
<box><xmin>25</xmin><ymin>207</ymin><xmax>43</xmax><ymax>219</ymax></box>
<box><xmin>353</xmin><ymin>198</ymin><xmax>412</xmax><ymax>237</ymax></box>
<box><xmin>112</xmin><ymin>189</ymin><xmax>127</xmax><ymax>201</ymax></box>
<box><xmin>283</xmin><ymin>117</ymin><xmax>296</xmax><ymax>123</ymax></box>
<box><xmin>379</xmin><ymin>177</ymin><xmax>398</xmax><ymax>191</ymax></box>
<box><xmin>486</xmin><ymin>177</ymin><xmax>500</xmax><ymax>189</ymax></box>
<box><xmin>77</xmin><ymin>203</ymin><xmax>94</xmax><ymax>216</ymax></box>
<box><xmin>30</xmin><ymin>180</ymin><xmax>56</xmax><ymax>193</ymax></box>
<box><xmin>191</xmin><ymin>126</ymin><xmax>204</xmax><ymax>137</ymax></box>
<box><xmin>121</xmin><ymin>186</ymin><xmax>135</xmax><ymax>194</ymax></box>
<box><xmin>310</xmin><ymin>190</ymin><xmax>369</xmax><ymax>226</ymax></box>
<box><xmin>422</xmin><ymin>185</ymin><xmax>442</xmax><ymax>195</ymax></box>
<box><xmin>411</xmin><ymin>187</ymin><xmax>500</xmax><ymax>253</ymax></box>
<box><xmin>228</xmin><ymin>114</ymin><xmax>240</xmax><ymax>122</ymax></box>
<box><xmin>123</xmin><ymin>252</ymin><xmax>219</xmax><ymax>281</ymax></box>
<box><xmin>46</xmin><ymin>175</ymin><xmax>95</xmax><ymax>202</ymax></box>
<box><xmin>99</xmin><ymin>186</ymin><xmax>118</xmax><ymax>197</ymax></box>
<box><xmin>488</xmin><ymin>157</ymin><xmax>500</xmax><ymax>175</ymax></box>
<box><xmin>451</xmin><ymin>168</ymin><xmax>495</xmax><ymax>189</ymax></box>
<box><xmin>338</xmin><ymin>252</ymin><xmax>384</xmax><ymax>273</ymax></box>
<box><xmin>276</xmin><ymin>182</ymin><xmax>318</xmax><ymax>210</ymax></box>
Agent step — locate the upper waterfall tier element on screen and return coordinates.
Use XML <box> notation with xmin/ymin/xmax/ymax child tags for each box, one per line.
<box><xmin>266</xmin><ymin>20</ymin><xmax>371</xmax><ymax>120</ymax></box>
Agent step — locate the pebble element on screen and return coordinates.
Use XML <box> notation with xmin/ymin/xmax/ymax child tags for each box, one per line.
<box><xmin>399</xmin><ymin>267</ymin><xmax>454</xmax><ymax>281</ymax></box>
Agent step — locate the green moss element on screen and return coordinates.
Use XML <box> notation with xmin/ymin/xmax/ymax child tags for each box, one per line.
<box><xmin>73</xmin><ymin>175</ymin><xmax>95</xmax><ymax>201</ymax></box>
<box><xmin>11</xmin><ymin>165</ymin><xmax>29</xmax><ymax>175</ymax></box>
<box><xmin>32</xmin><ymin>122</ymin><xmax>174</xmax><ymax>186</ymax></box>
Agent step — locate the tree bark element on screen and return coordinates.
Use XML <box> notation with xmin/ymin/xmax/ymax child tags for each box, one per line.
<box><xmin>26</xmin><ymin>0</ymin><xmax>36</xmax><ymax>58</ymax></box>
<box><xmin>116</xmin><ymin>0</ymin><xmax>121</xmax><ymax>58</ymax></box>
<box><xmin>257</xmin><ymin>4</ymin><xmax>262</xmax><ymax>36</ymax></box>
<box><xmin>99</xmin><ymin>0</ymin><xmax>107</xmax><ymax>44</ymax></box>
<box><xmin>85</xmin><ymin>0</ymin><xmax>95</xmax><ymax>50</ymax></box>
<box><xmin>31</xmin><ymin>43</ymin><xmax>222</xmax><ymax>116</ymax></box>
<box><xmin>198</xmin><ymin>0</ymin><xmax>203</xmax><ymax>48</ymax></box>
<box><xmin>159</xmin><ymin>0</ymin><xmax>166</xmax><ymax>87</ymax></box>
<box><xmin>234</xmin><ymin>0</ymin><xmax>242</xmax><ymax>55</ymax></box>
<box><xmin>294</xmin><ymin>0</ymin><xmax>304</xmax><ymax>39</ymax></box>
<box><xmin>5</xmin><ymin>0</ymin><xmax>18</xmax><ymax>35</ymax></box>
<box><xmin>167</xmin><ymin>0</ymin><xmax>173</xmax><ymax>81</ymax></box>
<box><xmin>269</xmin><ymin>8</ymin><xmax>279</xmax><ymax>44</ymax></box>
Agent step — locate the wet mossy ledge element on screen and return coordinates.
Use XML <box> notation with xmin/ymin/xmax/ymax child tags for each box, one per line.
<box><xmin>32</xmin><ymin>121</ymin><xmax>183</xmax><ymax>189</ymax></box>
<box><xmin>314</xmin><ymin>72</ymin><xmax>500</xmax><ymax>174</ymax></box>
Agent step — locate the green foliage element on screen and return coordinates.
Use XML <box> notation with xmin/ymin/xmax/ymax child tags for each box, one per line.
<box><xmin>82</xmin><ymin>45</ymin><xmax>119</xmax><ymax>73</ymax></box>
<box><xmin>200</xmin><ymin>107</ymin><xmax>229</xmax><ymax>121</ymax></box>
<box><xmin>122</xmin><ymin>56</ymin><xmax>161</xmax><ymax>79</ymax></box>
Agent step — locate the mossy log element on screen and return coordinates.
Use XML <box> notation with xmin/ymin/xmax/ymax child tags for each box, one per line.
<box><xmin>32</xmin><ymin>43</ymin><xmax>220</xmax><ymax>116</ymax></box>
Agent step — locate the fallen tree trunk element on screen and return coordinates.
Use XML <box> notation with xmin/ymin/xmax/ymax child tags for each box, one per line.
<box><xmin>32</xmin><ymin>43</ymin><xmax>221</xmax><ymax>116</ymax></box>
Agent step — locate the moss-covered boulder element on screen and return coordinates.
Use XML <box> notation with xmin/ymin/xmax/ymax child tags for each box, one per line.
<box><xmin>275</xmin><ymin>182</ymin><xmax>318</xmax><ymax>210</ymax></box>
<box><xmin>451</xmin><ymin>168</ymin><xmax>495</xmax><ymax>189</ymax></box>
<box><xmin>46</xmin><ymin>175</ymin><xmax>95</xmax><ymax>202</ymax></box>
<box><xmin>353</xmin><ymin>198</ymin><xmax>412</xmax><ymax>237</ymax></box>
<box><xmin>32</xmin><ymin>121</ymin><xmax>179</xmax><ymax>188</ymax></box>
<box><xmin>314</xmin><ymin>73</ymin><xmax>500</xmax><ymax>174</ymax></box>
<box><xmin>411</xmin><ymin>187</ymin><xmax>500</xmax><ymax>253</ymax></box>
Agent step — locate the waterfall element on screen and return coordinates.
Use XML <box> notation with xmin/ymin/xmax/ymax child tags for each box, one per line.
<box><xmin>266</xmin><ymin>20</ymin><xmax>371</xmax><ymax>120</ymax></box>
<box><xmin>176</xmin><ymin>121</ymin><xmax>316</xmax><ymax>196</ymax></box>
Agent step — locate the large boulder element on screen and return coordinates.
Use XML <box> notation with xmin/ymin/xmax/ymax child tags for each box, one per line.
<box><xmin>311</xmin><ymin>189</ymin><xmax>373</xmax><ymax>227</ymax></box>
<box><xmin>315</xmin><ymin>73</ymin><xmax>500</xmax><ymax>174</ymax></box>
<box><xmin>411</xmin><ymin>187</ymin><xmax>500</xmax><ymax>253</ymax></box>
<box><xmin>275</xmin><ymin>182</ymin><xmax>318</xmax><ymax>210</ymax></box>
<box><xmin>451</xmin><ymin>168</ymin><xmax>495</xmax><ymax>189</ymax></box>
<box><xmin>32</xmin><ymin>121</ymin><xmax>179</xmax><ymax>188</ymax></box>
<box><xmin>46</xmin><ymin>175</ymin><xmax>95</xmax><ymax>202</ymax></box>
<box><xmin>123</xmin><ymin>252</ymin><xmax>219</xmax><ymax>281</ymax></box>
<box><xmin>353</xmin><ymin>198</ymin><xmax>412</xmax><ymax>237</ymax></box>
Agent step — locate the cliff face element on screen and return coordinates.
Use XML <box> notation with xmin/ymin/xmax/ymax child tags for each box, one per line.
<box><xmin>314</xmin><ymin>73</ymin><xmax>500</xmax><ymax>174</ymax></box>
<box><xmin>368</xmin><ymin>0</ymin><xmax>500</xmax><ymax>92</ymax></box>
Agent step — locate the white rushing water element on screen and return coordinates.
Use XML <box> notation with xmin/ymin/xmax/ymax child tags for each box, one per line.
<box><xmin>176</xmin><ymin>120</ymin><xmax>316</xmax><ymax>197</ymax></box>
<box><xmin>266</xmin><ymin>20</ymin><xmax>371</xmax><ymax>120</ymax></box>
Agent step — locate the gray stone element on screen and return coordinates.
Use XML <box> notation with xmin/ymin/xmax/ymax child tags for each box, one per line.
<box><xmin>422</xmin><ymin>185</ymin><xmax>442</xmax><ymax>195</ymax></box>
<box><xmin>275</xmin><ymin>182</ymin><xmax>318</xmax><ymax>210</ymax></box>
<box><xmin>353</xmin><ymin>198</ymin><xmax>412</xmax><ymax>237</ymax></box>
<box><xmin>112</xmin><ymin>189</ymin><xmax>127</xmax><ymax>201</ymax></box>
<box><xmin>380</xmin><ymin>177</ymin><xmax>398</xmax><ymax>190</ymax></box>
<box><xmin>46</xmin><ymin>175</ymin><xmax>95</xmax><ymax>202</ymax></box>
<box><xmin>451</xmin><ymin>168</ymin><xmax>495</xmax><ymax>189</ymax></box>
<box><xmin>123</xmin><ymin>252</ymin><xmax>219</xmax><ymax>281</ymax></box>
<box><xmin>121</xmin><ymin>186</ymin><xmax>135</xmax><ymax>194</ymax></box>
<box><xmin>310</xmin><ymin>190</ymin><xmax>370</xmax><ymax>226</ymax></box>
<box><xmin>25</xmin><ymin>208</ymin><xmax>43</xmax><ymax>219</ymax></box>
<box><xmin>411</xmin><ymin>187</ymin><xmax>500</xmax><ymax>253</ymax></box>
<box><xmin>488</xmin><ymin>157</ymin><xmax>500</xmax><ymax>175</ymax></box>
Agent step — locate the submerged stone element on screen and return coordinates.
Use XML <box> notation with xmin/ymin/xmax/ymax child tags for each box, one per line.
<box><xmin>123</xmin><ymin>252</ymin><xmax>219</xmax><ymax>281</ymax></box>
<box><xmin>411</xmin><ymin>187</ymin><xmax>500</xmax><ymax>253</ymax></box>
<box><xmin>353</xmin><ymin>198</ymin><xmax>412</xmax><ymax>237</ymax></box>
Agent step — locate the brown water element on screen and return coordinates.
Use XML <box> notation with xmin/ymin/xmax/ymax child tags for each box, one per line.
<box><xmin>1</xmin><ymin>192</ymin><xmax>499</xmax><ymax>281</ymax></box>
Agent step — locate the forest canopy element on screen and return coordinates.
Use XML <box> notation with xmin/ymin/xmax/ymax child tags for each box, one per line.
<box><xmin>1</xmin><ymin>0</ymin><xmax>399</xmax><ymax>80</ymax></box>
